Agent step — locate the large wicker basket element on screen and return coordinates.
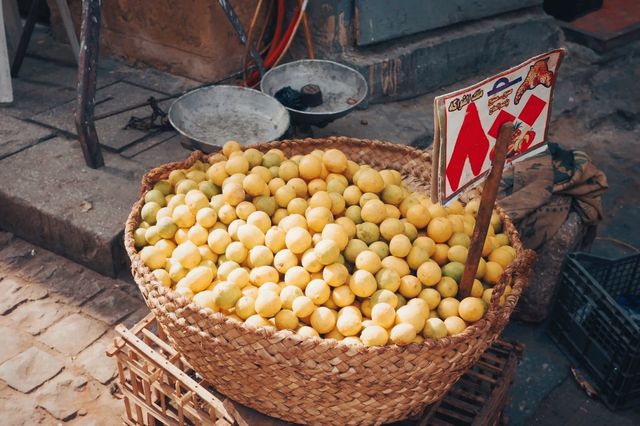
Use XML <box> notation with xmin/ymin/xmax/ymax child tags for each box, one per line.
<box><xmin>124</xmin><ymin>137</ymin><xmax>535</xmax><ymax>426</ymax></box>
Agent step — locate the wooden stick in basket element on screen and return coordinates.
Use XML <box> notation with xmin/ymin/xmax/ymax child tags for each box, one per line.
<box><xmin>459</xmin><ymin>122</ymin><xmax>513</xmax><ymax>299</ymax></box>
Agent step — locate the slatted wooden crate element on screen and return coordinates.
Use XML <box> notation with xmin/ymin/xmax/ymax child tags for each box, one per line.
<box><xmin>107</xmin><ymin>314</ymin><xmax>523</xmax><ymax>426</ymax></box>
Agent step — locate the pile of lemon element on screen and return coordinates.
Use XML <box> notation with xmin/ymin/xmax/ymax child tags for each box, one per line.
<box><xmin>134</xmin><ymin>141</ymin><xmax>516</xmax><ymax>346</ymax></box>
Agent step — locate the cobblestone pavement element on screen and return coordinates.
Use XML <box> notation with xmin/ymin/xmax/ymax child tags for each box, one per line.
<box><xmin>0</xmin><ymin>231</ymin><xmax>146</xmax><ymax>425</ymax></box>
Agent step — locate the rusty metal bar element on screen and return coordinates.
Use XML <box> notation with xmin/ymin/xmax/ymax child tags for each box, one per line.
<box><xmin>74</xmin><ymin>0</ymin><xmax>104</xmax><ymax>168</ymax></box>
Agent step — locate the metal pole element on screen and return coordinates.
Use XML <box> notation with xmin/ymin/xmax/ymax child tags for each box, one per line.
<box><xmin>74</xmin><ymin>0</ymin><xmax>104</xmax><ymax>168</ymax></box>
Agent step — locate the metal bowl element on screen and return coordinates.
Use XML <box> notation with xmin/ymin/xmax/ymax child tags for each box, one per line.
<box><xmin>168</xmin><ymin>85</ymin><xmax>290</xmax><ymax>146</ymax></box>
<box><xmin>260</xmin><ymin>59</ymin><xmax>368</xmax><ymax>126</ymax></box>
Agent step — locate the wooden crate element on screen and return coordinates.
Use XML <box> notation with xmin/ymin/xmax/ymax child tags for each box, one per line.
<box><xmin>108</xmin><ymin>314</ymin><xmax>523</xmax><ymax>426</ymax></box>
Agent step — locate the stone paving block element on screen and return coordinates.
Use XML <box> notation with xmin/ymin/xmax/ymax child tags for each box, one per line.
<box><xmin>32</xmin><ymin>81</ymin><xmax>171</xmax><ymax>151</ymax></box>
<box><xmin>82</xmin><ymin>288</ymin><xmax>142</xmax><ymax>325</ymax></box>
<box><xmin>39</xmin><ymin>313</ymin><xmax>108</xmax><ymax>356</ymax></box>
<box><xmin>76</xmin><ymin>335</ymin><xmax>117</xmax><ymax>384</ymax></box>
<box><xmin>30</xmin><ymin>259</ymin><xmax>104</xmax><ymax>305</ymax></box>
<box><xmin>0</xmin><ymin>326</ymin><xmax>31</xmax><ymax>363</ymax></box>
<box><xmin>0</xmin><ymin>382</ymin><xmax>51</xmax><ymax>425</ymax></box>
<box><xmin>0</xmin><ymin>137</ymin><xmax>142</xmax><ymax>276</ymax></box>
<box><xmin>0</xmin><ymin>276</ymin><xmax>48</xmax><ymax>314</ymax></box>
<box><xmin>0</xmin><ymin>111</ymin><xmax>53</xmax><ymax>160</ymax></box>
<box><xmin>7</xmin><ymin>78</ymin><xmax>77</xmax><ymax>120</ymax></box>
<box><xmin>8</xmin><ymin>299</ymin><xmax>72</xmax><ymax>335</ymax></box>
<box><xmin>122</xmin><ymin>305</ymin><xmax>151</xmax><ymax>328</ymax></box>
<box><xmin>35</xmin><ymin>370</ymin><xmax>93</xmax><ymax>421</ymax></box>
<box><xmin>0</xmin><ymin>346</ymin><xmax>64</xmax><ymax>393</ymax></box>
<box><xmin>129</xmin><ymin>134</ymin><xmax>193</xmax><ymax>168</ymax></box>
<box><xmin>120</xmin><ymin>131</ymin><xmax>179</xmax><ymax>159</ymax></box>
<box><xmin>0</xmin><ymin>277</ymin><xmax>28</xmax><ymax>314</ymax></box>
<box><xmin>0</xmin><ymin>238</ymin><xmax>37</xmax><ymax>271</ymax></box>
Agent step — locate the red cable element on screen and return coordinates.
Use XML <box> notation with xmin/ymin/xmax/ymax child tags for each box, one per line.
<box><xmin>247</xmin><ymin>0</ymin><xmax>302</xmax><ymax>86</ymax></box>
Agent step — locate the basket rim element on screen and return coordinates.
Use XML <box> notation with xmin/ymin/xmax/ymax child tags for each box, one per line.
<box><xmin>126</xmin><ymin>136</ymin><xmax>534</xmax><ymax>355</ymax></box>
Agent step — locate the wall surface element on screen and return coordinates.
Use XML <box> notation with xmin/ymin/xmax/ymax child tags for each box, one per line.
<box><xmin>48</xmin><ymin>0</ymin><xmax>260</xmax><ymax>82</ymax></box>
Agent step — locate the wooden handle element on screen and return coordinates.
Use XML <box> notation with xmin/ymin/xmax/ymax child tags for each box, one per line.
<box><xmin>458</xmin><ymin>122</ymin><xmax>513</xmax><ymax>299</ymax></box>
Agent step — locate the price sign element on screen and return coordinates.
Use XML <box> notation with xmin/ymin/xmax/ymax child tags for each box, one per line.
<box><xmin>431</xmin><ymin>49</ymin><xmax>565</xmax><ymax>204</ymax></box>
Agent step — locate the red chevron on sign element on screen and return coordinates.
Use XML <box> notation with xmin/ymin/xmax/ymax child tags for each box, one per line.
<box><xmin>488</xmin><ymin>94</ymin><xmax>546</xmax><ymax>139</ymax></box>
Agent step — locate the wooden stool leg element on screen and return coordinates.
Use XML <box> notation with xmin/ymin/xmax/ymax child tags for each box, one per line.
<box><xmin>2</xmin><ymin>0</ymin><xmax>21</xmax><ymax>58</ymax></box>
<box><xmin>55</xmin><ymin>0</ymin><xmax>79</xmax><ymax>62</ymax></box>
<box><xmin>10</xmin><ymin>0</ymin><xmax>44</xmax><ymax>77</ymax></box>
<box><xmin>0</xmin><ymin>0</ymin><xmax>14</xmax><ymax>103</ymax></box>
<box><xmin>74</xmin><ymin>0</ymin><xmax>104</xmax><ymax>168</ymax></box>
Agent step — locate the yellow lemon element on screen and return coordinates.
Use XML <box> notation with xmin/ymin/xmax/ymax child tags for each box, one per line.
<box><xmin>172</xmin><ymin>240</ymin><xmax>201</xmax><ymax>269</ymax></box>
<box><xmin>331</xmin><ymin>285</ymin><xmax>356</xmax><ymax>307</ymax></box>
<box><xmin>381</xmin><ymin>256</ymin><xmax>410</xmax><ymax>278</ymax></box>
<box><xmin>275</xmin><ymin>309</ymin><xmax>299</xmax><ymax>330</ymax></box>
<box><xmin>285</xmin><ymin>266</ymin><xmax>311</xmax><ymax>289</ymax></box>
<box><xmin>212</xmin><ymin>281</ymin><xmax>242</xmax><ymax>309</ymax></box>
<box><xmin>265</xmin><ymin>227</ymin><xmax>286</xmax><ymax>253</ymax></box>
<box><xmin>427</xmin><ymin>217</ymin><xmax>453</xmax><ymax>243</ymax></box>
<box><xmin>432</xmin><ymin>243</ymin><xmax>450</xmax><ymax>265</ymax></box>
<box><xmin>360</xmin><ymin>325</ymin><xmax>389</xmax><ymax>346</ymax></box>
<box><xmin>405</xmin><ymin>204</ymin><xmax>431</xmax><ymax>229</ymax></box>
<box><xmin>355</xmin><ymin>222</ymin><xmax>380</xmax><ymax>244</ymax></box>
<box><xmin>292</xmin><ymin>296</ymin><xmax>315</xmax><ymax>317</ymax></box>
<box><xmin>273</xmin><ymin>249</ymin><xmax>298</xmax><ymax>273</ymax></box>
<box><xmin>323</xmin><ymin>263</ymin><xmax>349</xmax><ymax>287</ymax></box>
<box><xmin>310</xmin><ymin>306</ymin><xmax>336</xmax><ymax>334</ymax></box>
<box><xmin>418</xmin><ymin>288</ymin><xmax>441</xmax><ymax>310</ymax></box>
<box><xmin>248</xmin><ymin>245</ymin><xmax>274</xmax><ymax>268</ymax></box>
<box><xmin>390</xmin><ymin>323</ymin><xmax>416</xmax><ymax>345</ymax></box>
<box><xmin>484</xmin><ymin>261</ymin><xmax>504</xmax><ymax>285</ymax></box>
<box><xmin>227</xmin><ymin>267</ymin><xmax>249</xmax><ymax>288</ymax></box>
<box><xmin>305</xmin><ymin>279</ymin><xmax>331</xmax><ymax>305</ymax></box>
<box><xmin>301</xmin><ymin>250</ymin><xmax>323</xmax><ymax>273</ymax></box>
<box><xmin>423</xmin><ymin>317</ymin><xmax>448</xmax><ymax>339</ymax></box>
<box><xmin>343</xmin><ymin>185</ymin><xmax>363</xmax><ymax>205</ymax></box>
<box><xmin>314</xmin><ymin>240</ymin><xmax>340</xmax><ymax>265</ymax></box>
<box><xmin>254</xmin><ymin>290</ymin><xmax>282</xmax><ymax>317</ymax></box>
<box><xmin>371</xmin><ymin>302</ymin><xmax>395</xmax><ymax>328</ymax></box>
<box><xmin>245</xmin><ymin>314</ymin><xmax>273</xmax><ymax>329</ymax></box>
<box><xmin>193</xmin><ymin>290</ymin><xmax>218</xmax><ymax>311</ymax></box>
<box><xmin>306</xmin><ymin>207</ymin><xmax>333</xmax><ymax>233</ymax></box>
<box><xmin>299</xmin><ymin>155</ymin><xmax>323</xmax><ymax>181</ymax></box>
<box><xmin>444</xmin><ymin>316</ymin><xmax>466</xmax><ymax>336</ymax></box>
<box><xmin>355</xmin><ymin>250</ymin><xmax>382</xmax><ymax>274</ymax></box>
<box><xmin>376</xmin><ymin>268</ymin><xmax>401</xmax><ymax>292</ymax></box>
<box><xmin>349</xmin><ymin>270</ymin><xmax>377</xmax><ymax>297</ymax></box>
<box><xmin>225</xmin><ymin>241</ymin><xmax>247</xmax><ymax>264</ymax></box>
<box><xmin>280</xmin><ymin>285</ymin><xmax>304</xmax><ymax>310</ymax></box>
<box><xmin>389</xmin><ymin>234</ymin><xmax>412</xmax><ymax>257</ymax></box>
<box><xmin>399</xmin><ymin>275</ymin><xmax>422</xmax><ymax>298</ymax></box>
<box><xmin>437</xmin><ymin>297</ymin><xmax>460</xmax><ymax>319</ymax></box>
<box><xmin>140</xmin><ymin>246</ymin><xmax>166</xmax><ymax>269</ymax></box>
<box><xmin>356</xmin><ymin>169</ymin><xmax>385</xmax><ymax>193</ymax></box>
<box><xmin>360</xmin><ymin>199</ymin><xmax>386</xmax><ymax>224</ymax></box>
<box><xmin>207</xmin><ymin>229</ymin><xmax>231</xmax><ymax>254</ymax></box>
<box><xmin>458</xmin><ymin>297</ymin><xmax>485</xmax><ymax>322</ymax></box>
<box><xmin>436</xmin><ymin>276</ymin><xmax>458</xmax><ymax>298</ymax></box>
<box><xmin>285</xmin><ymin>227</ymin><xmax>312</xmax><ymax>254</ymax></box>
<box><xmin>235</xmin><ymin>296</ymin><xmax>256</xmax><ymax>319</ymax></box>
<box><xmin>489</xmin><ymin>246</ymin><xmax>515</xmax><ymax>269</ymax></box>
<box><xmin>417</xmin><ymin>261</ymin><xmax>442</xmax><ymax>286</ymax></box>
<box><xmin>322</xmin><ymin>149</ymin><xmax>348</xmax><ymax>173</ymax></box>
<box><xmin>370</xmin><ymin>289</ymin><xmax>399</xmax><ymax>309</ymax></box>
<box><xmin>249</xmin><ymin>265</ymin><xmax>279</xmax><ymax>287</ymax></box>
<box><xmin>447</xmin><ymin>245</ymin><xmax>469</xmax><ymax>264</ymax></box>
<box><xmin>336</xmin><ymin>313</ymin><xmax>362</xmax><ymax>336</ymax></box>
<box><xmin>379</xmin><ymin>218</ymin><xmax>404</xmax><ymax>240</ymax></box>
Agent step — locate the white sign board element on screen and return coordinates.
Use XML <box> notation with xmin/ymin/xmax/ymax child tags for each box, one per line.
<box><xmin>432</xmin><ymin>49</ymin><xmax>566</xmax><ymax>204</ymax></box>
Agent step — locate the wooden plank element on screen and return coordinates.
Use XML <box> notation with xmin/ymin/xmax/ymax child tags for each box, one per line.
<box><xmin>54</xmin><ymin>0</ymin><xmax>79</xmax><ymax>61</ymax></box>
<box><xmin>2</xmin><ymin>0</ymin><xmax>21</xmax><ymax>57</ymax></box>
<box><xmin>0</xmin><ymin>0</ymin><xmax>14</xmax><ymax>103</ymax></box>
<box><xmin>354</xmin><ymin>0</ymin><xmax>542</xmax><ymax>46</ymax></box>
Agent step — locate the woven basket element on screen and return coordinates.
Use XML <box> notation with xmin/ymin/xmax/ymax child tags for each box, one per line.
<box><xmin>125</xmin><ymin>137</ymin><xmax>536</xmax><ymax>426</ymax></box>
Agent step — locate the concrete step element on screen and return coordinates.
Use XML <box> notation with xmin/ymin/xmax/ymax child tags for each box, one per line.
<box><xmin>329</xmin><ymin>8</ymin><xmax>563</xmax><ymax>103</ymax></box>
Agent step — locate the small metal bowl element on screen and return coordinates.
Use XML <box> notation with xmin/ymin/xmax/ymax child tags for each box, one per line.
<box><xmin>168</xmin><ymin>85</ymin><xmax>290</xmax><ymax>147</ymax></box>
<box><xmin>260</xmin><ymin>59</ymin><xmax>368</xmax><ymax>126</ymax></box>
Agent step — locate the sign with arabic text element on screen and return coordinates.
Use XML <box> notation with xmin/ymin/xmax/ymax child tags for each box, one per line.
<box><xmin>431</xmin><ymin>49</ymin><xmax>565</xmax><ymax>204</ymax></box>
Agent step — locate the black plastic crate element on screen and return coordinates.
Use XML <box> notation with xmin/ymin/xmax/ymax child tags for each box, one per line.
<box><xmin>549</xmin><ymin>252</ymin><xmax>640</xmax><ymax>410</ymax></box>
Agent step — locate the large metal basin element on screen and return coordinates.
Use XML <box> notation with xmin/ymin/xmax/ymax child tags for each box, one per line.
<box><xmin>168</xmin><ymin>85</ymin><xmax>290</xmax><ymax>146</ymax></box>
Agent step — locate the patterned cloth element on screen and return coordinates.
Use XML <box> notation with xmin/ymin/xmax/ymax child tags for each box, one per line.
<box><xmin>498</xmin><ymin>143</ymin><xmax>608</xmax><ymax>249</ymax></box>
